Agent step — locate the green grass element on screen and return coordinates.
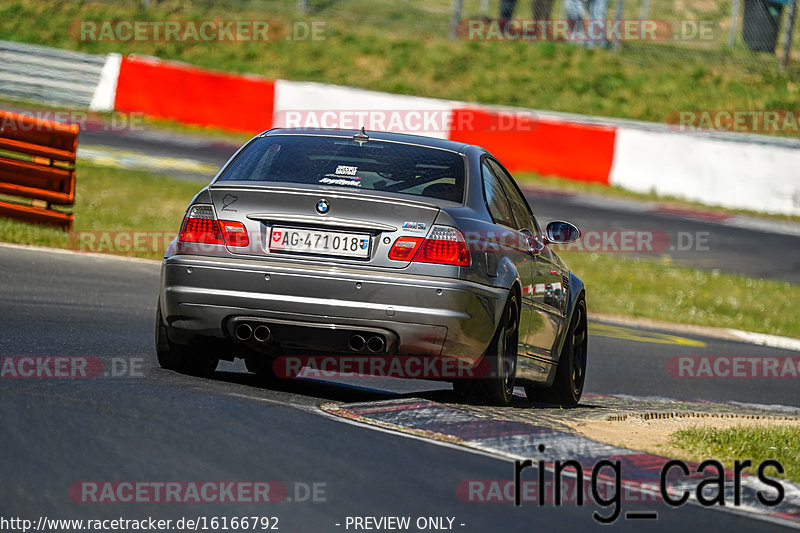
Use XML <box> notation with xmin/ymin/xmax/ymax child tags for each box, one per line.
<box><xmin>2</xmin><ymin>0</ymin><xmax>799</xmax><ymax>136</ymax></box>
<box><xmin>560</xmin><ymin>251</ymin><xmax>800</xmax><ymax>339</ymax></box>
<box><xmin>0</xmin><ymin>162</ymin><xmax>202</xmax><ymax>259</ymax></box>
<box><xmin>670</xmin><ymin>425</ymin><xmax>800</xmax><ymax>483</ymax></box>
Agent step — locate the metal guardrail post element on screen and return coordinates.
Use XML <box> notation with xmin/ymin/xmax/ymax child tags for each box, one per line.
<box><xmin>781</xmin><ymin>0</ymin><xmax>798</xmax><ymax>70</ymax></box>
<box><xmin>729</xmin><ymin>0</ymin><xmax>741</xmax><ymax>47</ymax></box>
<box><xmin>450</xmin><ymin>0</ymin><xmax>464</xmax><ymax>40</ymax></box>
<box><xmin>612</xmin><ymin>0</ymin><xmax>625</xmax><ymax>50</ymax></box>
<box><xmin>639</xmin><ymin>0</ymin><xmax>650</xmax><ymax>21</ymax></box>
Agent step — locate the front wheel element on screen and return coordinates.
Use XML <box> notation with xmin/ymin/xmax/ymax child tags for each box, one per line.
<box><xmin>526</xmin><ymin>297</ymin><xmax>587</xmax><ymax>406</ymax></box>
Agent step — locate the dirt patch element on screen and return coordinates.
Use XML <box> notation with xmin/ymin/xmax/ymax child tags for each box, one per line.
<box><xmin>564</xmin><ymin>414</ymin><xmax>800</xmax><ymax>461</ymax></box>
<box><xmin>447</xmin><ymin>393</ymin><xmax>800</xmax><ymax>459</ymax></box>
<box><xmin>450</xmin><ymin>393</ymin><xmax>799</xmax><ymax>431</ymax></box>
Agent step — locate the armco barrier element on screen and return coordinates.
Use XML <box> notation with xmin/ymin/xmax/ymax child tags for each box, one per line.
<box><xmin>114</xmin><ymin>55</ymin><xmax>275</xmax><ymax>132</ymax></box>
<box><xmin>0</xmin><ymin>40</ymin><xmax>106</xmax><ymax>108</ymax></box>
<box><xmin>0</xmin><ymin>110</ymin><xmax>78</xmax><ymax>229</ymax></box>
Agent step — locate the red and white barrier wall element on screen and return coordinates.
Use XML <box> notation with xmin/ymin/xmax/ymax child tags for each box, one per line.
<box><xmin>111</xmin><ymin>55</ymin><xmax>275</xmax><ymax>132</ymax></box>
<box><xmin>85</xmin><ymin>52</ymin><xmax>799</xmax><ymax>216</ymax></box>
<box><xmin>610</xmin><ymin>128</ymin><xmax>800</xmax><ymax>216</ymax></box>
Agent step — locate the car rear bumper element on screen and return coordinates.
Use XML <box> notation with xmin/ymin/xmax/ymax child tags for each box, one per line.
<box><xmin>160</xmin><ymin>254</ymin><xmax>507</xmax><ymax>361</ymax></box>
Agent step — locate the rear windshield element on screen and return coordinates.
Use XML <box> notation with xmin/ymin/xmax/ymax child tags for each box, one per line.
<box><xmin>216</xmin><ymin>135</ymin><xmax>466</xmax><ymax>203</ymax></box>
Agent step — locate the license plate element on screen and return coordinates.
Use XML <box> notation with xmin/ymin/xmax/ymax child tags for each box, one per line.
<box><xmin>269</xmin><ymin>227</ymin><xmax>371</xmax><ymax>258</ymax></box>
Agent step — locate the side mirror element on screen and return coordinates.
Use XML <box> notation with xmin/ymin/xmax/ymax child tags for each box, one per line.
<box><xmin>545</xmin><ymin>220</ymin><xmax>580</xmax><ymax>244</ymax></box>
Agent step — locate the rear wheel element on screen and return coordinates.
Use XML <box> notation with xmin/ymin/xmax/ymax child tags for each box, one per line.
<box><xmin>155</xmin><ymin>302</ymin><xmax>218</xmax><ymax>377</ymax></box>
<box><xmin>526</xmin><ymin>297</ymin><xmax>587</xmax><ymax>406</ymax></box>
<box><xmin>475</xmin><ymin>293</ymin><xmax>519</xmax><ymax>405</ymax></box>
<box><xmin>181</xmin><ymin>345</ymin><xmax>220</xmax><ymax>377</ymax></box>
<box><xmin>155</xmin><ymin>304</ymin><xmax>183</xmax><ymax>370</ymax></box>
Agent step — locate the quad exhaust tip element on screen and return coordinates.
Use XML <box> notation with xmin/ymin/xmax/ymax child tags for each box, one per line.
<box><xmin>367</xmin><ymin>336</ymin><xmax>385</xmax><ymax>353</ymax></box>
<box><xmin>348</xmin><ymin>335</ymin><xmax>366</xmax><ymax>352</ymax></box>
<box><xmin>234</xmin><ymin>323</ymin><xmax>253</xmax><ymax>341</ymax></box>
<box><xmin>253</xmin><ymin>325</ymin><xmax>271</xmax><ymax>343</ymax></box>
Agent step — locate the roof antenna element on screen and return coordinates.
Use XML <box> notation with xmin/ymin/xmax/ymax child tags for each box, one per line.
<box><xmin>353</xmin><ymin>126</ymin><xmax>369</xmax><ymax>145</ymax></box>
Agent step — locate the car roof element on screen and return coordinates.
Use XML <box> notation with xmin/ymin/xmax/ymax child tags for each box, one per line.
<box><xmin>260</xmin><ymin>128</ymin><xmax>474</xmax><ymax>154</ymax></box>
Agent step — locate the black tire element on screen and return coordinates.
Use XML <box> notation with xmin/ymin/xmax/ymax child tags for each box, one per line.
<box><xmin>245</xmin><ymin>356</ymin><xmax>279</xmax><ymax>381</ymax></box>
<box><xmin>526</xmin><ymin>297</ymin><xmax>587</xmax><ymax>406</ymax></box>
<box><xmin>451</xmin><ymin>377</ymin><xmax>479</xmax><ymax>401</ymax></box>
<box><xmin>181</xmin><ymin>346</ymin><xmax>220</xmax><ymax>377</ymax></box>
<box><xmin>155</xmin><ymin>301</ymin><xmax>218</xmax><ymax>377</ymax></box>
<box><xmin>155</xmin><ymin>304</ymin><xmax>184</xmax><ymax>370</ymax></box>
<box><xmin>476</xmin><ymin>293</ymin><xmax>520</xmax><ymax>406</ymax></box>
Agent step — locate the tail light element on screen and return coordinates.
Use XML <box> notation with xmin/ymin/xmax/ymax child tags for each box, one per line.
<box><xmin>219</xmin><ymin>220</ymin><xmax>249</xmax><ymax>247</ymax></box>
<box><xmin>388</xmin><ymin>226</ymin><xmax>471</xmax><ymax>266</ymax></box>
<box><xmin>179</xmin><ymin>205</ymin><xmax>249</xmax><ymax>247</ymax></box>
<box><xmin>179</xmin><ymin>205</ymin><xmax>222</xmax><ymax>244</ymax></box>
<box><xmin>388</xmin><ymin>236</ymin><xmax>423</xmax><ymax>261</ymax></box>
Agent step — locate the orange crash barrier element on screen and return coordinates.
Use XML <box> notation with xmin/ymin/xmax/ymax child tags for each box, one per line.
<box><xmin>0</xmin><ymin>110</ymin><xmax>79</xmax><ymax>230</ymax></box>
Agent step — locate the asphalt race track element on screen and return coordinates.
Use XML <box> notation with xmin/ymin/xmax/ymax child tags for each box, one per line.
<box><xmin>2</xmin><ymin>244</ymin><xmax>799</xmax><ymax>531</ymax></box>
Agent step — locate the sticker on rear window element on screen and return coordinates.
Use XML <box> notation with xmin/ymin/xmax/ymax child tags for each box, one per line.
<box><xmin>319</xmin><ymin>177</ymin><xmax>362</xmax><ymax>187</ymax></box>
<box><xmin>320</xmin><ymin>164</ymin><xmax>362</xmax><ymax>187</ymax></box>
<box><xmin>335</xmin><ymin>165</ymin><xmax>358</xmax><ymax>176</ymax></box>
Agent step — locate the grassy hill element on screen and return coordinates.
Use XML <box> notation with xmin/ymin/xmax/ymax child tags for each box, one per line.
<box><xmin>2</xmin><ymin>0</ymin><xmax>799</xmax><ymax>135</ymax></box>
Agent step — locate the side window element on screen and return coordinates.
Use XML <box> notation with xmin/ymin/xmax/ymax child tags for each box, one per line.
<box><xmin>488</xmin><ymin>159</ymin><xmax>533</xmax><ymax>232</ymax></box>
<box><xmin>481</xmin><ymin>161</ymin><xmax>515</xmax><ymax>228</ymax></box>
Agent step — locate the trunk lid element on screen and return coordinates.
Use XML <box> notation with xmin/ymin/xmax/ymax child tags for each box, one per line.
<box><xmin>208</xmin><ymin>184</ymin><xmax>440</xmax><ymax>268</ymax></box>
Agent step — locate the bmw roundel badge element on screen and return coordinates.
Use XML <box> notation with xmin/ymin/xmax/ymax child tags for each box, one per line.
<box><xmin>316</xmin><ymin>199</ymin><xmax>330</xmax><ymax>215</ymax></box>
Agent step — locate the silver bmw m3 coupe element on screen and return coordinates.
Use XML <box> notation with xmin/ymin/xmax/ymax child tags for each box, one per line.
<box><xmin>156</xmin><ymin>128</ymin><xmax>587</xmax><ymax>406</ymax></box>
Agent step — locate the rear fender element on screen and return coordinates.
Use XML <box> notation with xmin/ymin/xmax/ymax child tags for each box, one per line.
<box><xmin>488</xmin><ymin>256</ymin><xmax>519</xmax><ymax>326</ymax></box>
<box><xmin>552</xmin><ymin>272</ymin><xmax>586</xmax><ymax>358</ymax></box>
